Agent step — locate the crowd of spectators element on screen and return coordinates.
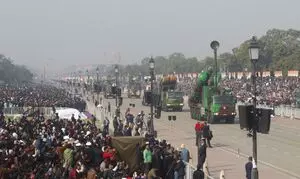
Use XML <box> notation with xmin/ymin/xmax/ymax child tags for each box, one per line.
<box><xmin>177</xmin><ymin>76</ymin><xmax>300</xmax><ymax>106</ymax></box>
<box><xmin>0</xmin><ymin>84</ymin><xmax>86</xmax><ymax>111</ymax></box>
<box><xmin>220</xmin><ymin>76</ymin><xmax>299</xmax><ymax>106</ymax></box>
<box><xmin>0</xmin><ymin>82</ymin><xmax>199</xmax><ymax>179</ymax></box>
<box><xmin>0</xmin><ymin>111</ymin><xmax>133</xmax><ymax>178</ymax></box>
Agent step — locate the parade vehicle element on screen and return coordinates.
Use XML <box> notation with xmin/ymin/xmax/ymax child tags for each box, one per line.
<box><xmin>104</xmin><ymin>83</ymin><xmax>117</xmax><ymax>99</ymax></box>
<box><xmin>127</xmin><ymin>77</ymin><xmax>141</xmax><ymax>98</ymax></box>
<box><xmin>188</xmin><ymin>69</ymin><xmax>236</xmax><ymax>124</ymax></box>
<box><xmin>155</xmin><ymin>75</ymin><xmax>184</xmax><ymax>111</ymax></box>
<box><xmin>142</xmin><ymin>84</ymin><xmax>152</xmax><ymax>106</ymax></box>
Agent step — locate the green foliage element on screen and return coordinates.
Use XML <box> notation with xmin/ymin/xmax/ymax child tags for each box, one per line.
<box><xmin>115</xmin><ymin>28</ymin><xmax>300</xmax><ymax>76</ymax></box>
<box><xmin>0</xmin><ymin>54</ymin><xmax>33</xmax><ymax>83</ymax></box>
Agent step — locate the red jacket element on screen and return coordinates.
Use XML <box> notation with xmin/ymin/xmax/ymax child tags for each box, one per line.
<box><xmin>195</xmin><ymin>122</ymin><xmax>204</xmax><ymax>132</ymax></box>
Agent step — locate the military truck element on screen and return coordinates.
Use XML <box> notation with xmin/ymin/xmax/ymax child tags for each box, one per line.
<box><xmin>128</xmin><ymin>77</ymin><xmax>141</xmax><ymax>98</ymax></box>
<box><xmin>156</xmin><ymin>75</ymin><xmax>184</xmax><ymax>112</ymax></box>
<box><xmin>188</xmin><ymin>70</ymin><xmax>236</xmax><ymax>124</ymax></box>
<box><xmin>104</xmin><ymin>83</ymin><xmax>116</xmax><ymax>99</ymax></box>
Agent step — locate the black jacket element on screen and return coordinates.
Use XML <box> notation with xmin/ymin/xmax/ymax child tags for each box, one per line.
<box><xmin>245</xmin><ymin>161</ymin><xmax>252</xmax><ymax>179</ymax></box>
<box><xmin>202</xmin><ymin>125</ymin><xmax>210</xmax><ymax>138</ymax></box>
<box><xmin>193</xmin><ymin>169</ymin><xmax>204</xmax><ymax>179</ymax></box>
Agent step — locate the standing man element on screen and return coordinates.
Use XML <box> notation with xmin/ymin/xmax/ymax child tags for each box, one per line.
<box><xmin>202</xmin><ymin>122</ymin><xmax>212</xmax><ymax>148</ymax></box>
<box><xmin>143</xmin><ymin>143</ymin><xmax>152</xmax><ymax>175</ymax></box>
<box><xmin>180</xmin><ymin>144</ymin><xmax>191</xmax><ymax>163</ymax></box>
<box><xmin>198</xmin><ymin>138</ymin><xmax>207</xmax><ymax>168</ymax></box>
<box><xmin>194</xmin><ymin>121</ymin><xmax>203</xmax><ymax>146</ymax></box>
<box><xmin>245</xmin><ymin>156</ymin><xmax>253</xmax><ymax>179</ymax></box>
<box><xmin>103</xmin><ymin>117</ymin><xmax>110</xmax><ymax>135</ymax></box>
<box><xmin>108</xmin><ymin>102</ymin><xmax>111</xmax><ymax>113</ymax></box>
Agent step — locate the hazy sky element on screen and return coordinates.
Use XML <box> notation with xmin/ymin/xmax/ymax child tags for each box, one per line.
<box><xmin>0</xmin><ymin>0</ymin><xmax>300</xmax><ymax>73</ymax></box>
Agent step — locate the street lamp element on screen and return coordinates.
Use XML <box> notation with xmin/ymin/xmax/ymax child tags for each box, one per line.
<box><xmin>149</xmin><ymin>57</ymin><xmax>155</xmax><ymax>135</ymax></box>
<box><xmin>96</xmin><ymin>67</ymin><xmax>99</xmax><ymax>102</ymax></box>
<box><xmin>249</xmin><ymin>36</ymin><xmax>260</xmax><ymax>179</ymax></box>
<box><xmin>86</xmin><ymin>69</ymin><xmax>89</xmax><ymax>93</ymax></box>
<box><xmin>115</xmin><ymin>65</ymin><xmax>119</xmax><ymax>117</ymax></box>
<box><xmin>210</xmin><ymin>40</ymin><xmax>220</xmax><ymax>90</ymax></box>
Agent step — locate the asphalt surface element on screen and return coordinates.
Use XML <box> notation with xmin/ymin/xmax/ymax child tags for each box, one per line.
<box><xmin>92</xmin><ymin>93</ymin><xmax>300</xmax><ymax>179</ymax></box>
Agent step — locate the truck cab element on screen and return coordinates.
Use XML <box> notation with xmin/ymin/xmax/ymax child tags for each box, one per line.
<box><xmin>210</xmin><ymin>95</ymin><xmax>236</xmax><ymax>123</ymax></box>
<box><xmin>162</xmin><ymin>91</ymin><xmax>184</xmax><ymax>111</ymax></box>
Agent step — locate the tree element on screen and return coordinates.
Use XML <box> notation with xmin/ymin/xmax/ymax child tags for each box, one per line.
<box><xmin>0</xmin><ymin>54</ymin><xmax>33</xmax><ymax>83</ymax></box>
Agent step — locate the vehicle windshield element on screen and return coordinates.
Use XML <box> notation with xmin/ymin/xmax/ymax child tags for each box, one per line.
<box><xmin>168</xmin><ymin>92</ymin><xmax>184</xmax><ymax>99</ymax></box>
<box><xmin>213</xmin><ymin>95</ymin><xmax>235</xmax><ymax>104</ymax></box>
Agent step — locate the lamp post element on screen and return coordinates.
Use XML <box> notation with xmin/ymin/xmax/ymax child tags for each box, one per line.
<box><xmin>115</xmin><ymin>65</ymin><xmax>119</xmax><ymax>117</ymax></box>
<box><xmin>86</xmin><ymin>69</ymin><xmax>89</xmax><ymax>93</ymax></box>
<box><xmin>210</xmin><ymin>40</ymin><xmax>220</xmax><ymax>90</ymax></box>
<box><xmin>149</xmin><ymin>57</ymin><xmax>155</xmax><ymax>135</ymax></box>
<box><xmin>249</xmin><ymin>36</ymin><xmax>260</xmax><ymax>179</ymax></box>
<box><xmin>96</xmin><ymin>67</ymin><xmax>99</xmax><ymax>102</ymax></box>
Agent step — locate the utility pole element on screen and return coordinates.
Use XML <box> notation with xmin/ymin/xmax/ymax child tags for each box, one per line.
<box><xmin>249</xmin><ymin>36</ymin><xmax>260</xmax><ymax>179</ymax></box>
<box><xmin>96</xmin><ymin>67</ymin><xmax>99</xmax><ymax>103</ymax></box>
<box><xmin>149</xmin><ymin>57</ymin><xmax>155</xmax><ymax>135</ymax></box>
<box><xmin>115</xmin><ymin>65</ymin><xmax>119</xmax><ymax>117</ymax></box>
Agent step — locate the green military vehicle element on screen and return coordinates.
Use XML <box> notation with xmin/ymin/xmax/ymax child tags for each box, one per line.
<box><xmin>189</xmin><ymin>70</ymin><xmax>236</xmax><ymax>124</ymax></box>
<box><xmin>157</xmin><ymin>75</ymin><xmax>184</xmax><ymax>111</ymax></box>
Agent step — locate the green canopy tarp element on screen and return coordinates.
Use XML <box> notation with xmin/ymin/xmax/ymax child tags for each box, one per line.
<box><xmin>111</xmin><ymin>136</ymin><xmax>145</xmax><ymax>172</ymax></box>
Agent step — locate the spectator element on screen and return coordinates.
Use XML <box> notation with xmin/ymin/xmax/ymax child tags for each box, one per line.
<box><xmin>180</xmin><ymin>144</ymin><xmax>191</xmax><ymax>163</ymax></box>
<box><xmin>245</xmin><ymin>156</ymin><xmax>253</xmax><ymax>179</ymax></box>
<box><xmin>193</xmin><ymin>164</ymin><xmax>204</xmax><ymax>179</ymax></box>
<box><xmin>143</xmin><ymin>143</ymin><xmax>152</xmax><ymax>174</ymax></box>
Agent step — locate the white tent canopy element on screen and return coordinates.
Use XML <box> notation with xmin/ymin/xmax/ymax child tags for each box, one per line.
<box><xmin>56</xmin><ymin>108</ymin><xmax>87</xmax><ymax>120</ymax></box>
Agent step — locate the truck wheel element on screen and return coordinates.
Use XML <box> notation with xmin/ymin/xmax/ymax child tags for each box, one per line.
<box><xmin>226</xmin><ymin>116</ymin><xmax>235</xmax><ymax>124</ymax></box>
<box><xmin>208</xmin><ymin>116</ymin><xmax>215</xmax><ymax>124</ymax></box>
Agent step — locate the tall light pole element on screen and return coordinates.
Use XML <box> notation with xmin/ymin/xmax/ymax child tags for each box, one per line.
<box><xmin>96</xmin><ymin>67</ymin><xmax>99</xmax><ymax>102</ymax></box>
<box><xmin>149</xmin><ymin>57</ymin><xmax>155</xmax><ymax>135</ymax></box>
<box><xmin>249</xmin><ymin>36</ymin><xmax>260</xmax><ymax>179</ymax></box>
<box><xmin>115</xmin><ymin>65</ymin><xmax>119</xmax><ymax>117</ymax></box>
<box><xmin>210</xmin><ymin>40</ymin><xmax>220</xmax><ymax>90</ymax></box>
<box><xmin>86</xmin><ymin>69</ymin><xmax>89</xmax><ymax>93</ymax></box>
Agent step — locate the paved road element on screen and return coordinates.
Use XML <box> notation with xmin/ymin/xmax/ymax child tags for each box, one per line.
<box><xmin>96</xmin><ymin>94</ymin><xmax>300</xmax><ymax>179</ymax></box>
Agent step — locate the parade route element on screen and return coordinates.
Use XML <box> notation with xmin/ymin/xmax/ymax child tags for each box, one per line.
<box><xmin>96</xmin><ymin>94</ymin><xmax>300</xmax><ymax>179</ymax></box>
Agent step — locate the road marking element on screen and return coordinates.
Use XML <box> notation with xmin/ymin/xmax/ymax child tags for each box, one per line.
<box><xmin>217</xmin><ymin>146</ymin><xmax>300</xmax><ymax>179</ymax></box>
<box><xmin>102</xmin><ymin>96</ymin><xmax>300</xmax><ymax>178</ymax></box>
<box><xmin>154</xmin><ymin>116</ymin><xmax>300</xmax><ymax>178</ymax></box>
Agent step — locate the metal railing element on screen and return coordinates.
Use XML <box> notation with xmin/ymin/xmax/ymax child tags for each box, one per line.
<box><xmin>184</xmin><ymin>161</ymin><xmax>215</xmax><ymax>179</ymax></box>
<box><xmin>3</xmin><ymin>106</ymin><xmax>53</xmax><ymax>116</ymax></box>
